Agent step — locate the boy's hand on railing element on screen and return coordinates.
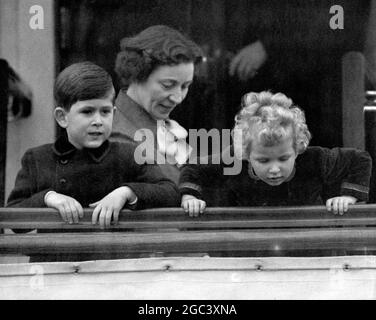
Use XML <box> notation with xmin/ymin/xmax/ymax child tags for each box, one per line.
<box><xmin>90</xmin><ymin>186</ymin><xmax>137</xmax><ymax>229</ymax></box>
<box><xmin>326</xmin><ymin>196</ymin><xmax>357</xmax><ymax>215</ymax></box>
<box><xmin>181</xmin><ymin>194</ymin><xmax>206</xmax><ymax>217</ymax></box>
<box><xmin>44</xmin><ymin>191</ymin><xmax>84</xmax><ymax>224</ymax></box>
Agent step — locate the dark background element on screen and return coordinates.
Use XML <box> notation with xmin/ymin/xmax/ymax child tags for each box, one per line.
<box><xmin>56</xmin><ymin>0</ymin><xmax>372</xmax><ymax>147</ymax></box>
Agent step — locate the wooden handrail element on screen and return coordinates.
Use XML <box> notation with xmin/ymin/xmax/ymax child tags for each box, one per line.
<box><xmin>3</xmin><ymin>205</ymin><xmax>376</xmax><ymax>257</ymax></box>
<box><xmin>1</xmin><ymin>205</ymin><xmax>376</xmax><ymax>230</ymax></box>
<box><xmin>2</xmin><ymin>228</ymin><xmax>376</xmax><ymax>255</ymax></box>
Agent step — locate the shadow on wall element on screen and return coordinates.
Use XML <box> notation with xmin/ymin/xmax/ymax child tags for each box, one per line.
<box><xmin>0</xmin><ymin>59</ymin><xmax>32</xmax><ymax>206</ymax></box>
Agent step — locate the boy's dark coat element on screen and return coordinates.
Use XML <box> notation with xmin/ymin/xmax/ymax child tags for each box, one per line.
<box><xmin>7</xmin><ymin>133</ymin><xmax>180</xmax><ymax>209</ymax></box>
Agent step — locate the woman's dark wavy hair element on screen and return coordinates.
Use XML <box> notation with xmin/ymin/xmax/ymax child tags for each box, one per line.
<box><xmin>54</xmin><ymin>61</ymin><xmax>114</xmax><ymax>111</ymax></box>
<box><xmin>115</xmin><ymin>25</ymin><xmax>203</xmax><ymax>87</ymax></box>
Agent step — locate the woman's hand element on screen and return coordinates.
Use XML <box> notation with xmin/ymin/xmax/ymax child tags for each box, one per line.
<box><xmin>229</xmin><ymin>40</ymin><xmax>268</xmax><ymax>81</ymax></box>
<box><xmin>44</xmin><ymin>191</ymin><xmax>84</xmax><ymax>224</ymax></box>
<box><xmin>181</xmin><ymin>194</ymin><xmax>206</xmax><ymax>217</ymax></box>
<box><xmin>326</xmin><ymin>196</ymin><xmax>357</xmax><ymax>215</ymax></box>
<box><xmin>90</xmin><ymin>186</ymin><xmax>137</xmax><ymax>229</ymax></box>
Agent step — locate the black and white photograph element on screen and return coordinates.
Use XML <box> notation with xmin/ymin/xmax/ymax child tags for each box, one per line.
<box><xmin>1</xmin><ymin>0</ymin><xmax>376</xmax><ymax>303</ymax></box>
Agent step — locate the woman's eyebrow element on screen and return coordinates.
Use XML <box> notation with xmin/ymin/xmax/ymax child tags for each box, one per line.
<box><xmin>161</xmin><ymin>78</ymin><xmax>192</xmax><ymax>84</ymax></box>
<box><xmin>160</xmin><ymin>78</ymin><xmax>176</xmax><ymax>82</ymax></box>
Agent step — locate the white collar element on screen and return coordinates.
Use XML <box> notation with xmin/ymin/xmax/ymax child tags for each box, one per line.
<box><xmin>157</xmin><ymin>119</ymin><xmax>192</xmax><ymax>165</ymax></box>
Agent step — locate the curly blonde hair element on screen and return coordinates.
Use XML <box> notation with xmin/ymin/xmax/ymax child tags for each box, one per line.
<box><xmin>232</xmin><ymin>91</ymin><xmax>311</xmax><ymax>160</ymax></box>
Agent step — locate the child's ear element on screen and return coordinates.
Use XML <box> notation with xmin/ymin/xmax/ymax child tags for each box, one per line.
<box><xmin>54</xmin><ymin>107</ymin><xmax>68</xmax><ymax>128</ymax></box>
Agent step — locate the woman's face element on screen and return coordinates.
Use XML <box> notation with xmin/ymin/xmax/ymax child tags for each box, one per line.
<box><xmin>130</xmin><ymin>63</ymin><xmax>194</xmax><ymax>120</ymax></box>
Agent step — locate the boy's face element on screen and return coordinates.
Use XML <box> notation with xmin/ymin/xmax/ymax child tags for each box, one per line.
<box><xmin>249</xmin><ymin>132</ymin><xmax>297</xmax><ymax>186</ymax></box>
<box><xmin>55</xmin><ymin>92</ymin><xmax>114</xmax><ymax>149</ymax></box>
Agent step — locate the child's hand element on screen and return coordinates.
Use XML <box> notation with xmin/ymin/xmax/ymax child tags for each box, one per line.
<box><xmin>181</xmin><ymin>194</ymin><xmax>206</xmax><ymax>217</ymax></box>
<box><xmin>326</xmin><ymin>196</ymin><xmax>357</xmax><ymax>215</ymax></box>
<box><xmin>44</xmin><ymin>191</ymin><xmax>84</xmax><ymax>224</ymax></box>
<box><xmin>90</xmin><ymin>186</ymin><xmax>136</xmax><ymax>229</ymax></box>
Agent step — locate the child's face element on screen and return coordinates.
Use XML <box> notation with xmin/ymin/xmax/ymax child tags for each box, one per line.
<box><xmin>249</xmin><ymin>133</ymin><xmax>297</xmax><ymax>186</ymax></box>
<box><xmin>57</xmin><ymin>94</ymin><xmax>114</xmax><ymax>149</ymax></box>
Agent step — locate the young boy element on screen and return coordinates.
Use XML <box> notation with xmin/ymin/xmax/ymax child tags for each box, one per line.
<box><xmin>180</xmin><ymin>91</ymin><xmax>372</xmax><ymax>217</ymax></box>
<box><xmin>7</xmin><ymin>61</ymin><xmax>179</xmax><ymax>229</ymax></box>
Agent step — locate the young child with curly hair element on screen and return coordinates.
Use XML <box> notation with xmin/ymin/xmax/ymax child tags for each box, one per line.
<box><xmin>179</xmin><ymin>91</ymin><xmax>372</xmax><ymax>217</ymax></box>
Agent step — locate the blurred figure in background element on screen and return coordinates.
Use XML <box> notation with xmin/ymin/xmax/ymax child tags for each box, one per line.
<box><xmin>225</xmin><ymin>0</ymin><xmax>370</xmax><ymax>147</ymax></box>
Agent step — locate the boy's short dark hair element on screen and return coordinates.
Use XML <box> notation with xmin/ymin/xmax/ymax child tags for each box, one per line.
<box><xmin>115</xmin><ymin>25</ymin><xmax>203</xmax><ymax>87</ymax></box>
<box><xmin>54</xmin><ymin>61</ymin><xmax>114</xmax><ymax>110</ymax></box>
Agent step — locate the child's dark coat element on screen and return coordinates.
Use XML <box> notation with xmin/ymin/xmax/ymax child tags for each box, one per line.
<box><xmin>179</xmin><ymin>147</ymin><xmax>372</xmax><ymax>206</ymax></box>
<box><xmin>7</xmin><ymin>134</ymin><xmax>180</xmax><ymax>209</ymax></box>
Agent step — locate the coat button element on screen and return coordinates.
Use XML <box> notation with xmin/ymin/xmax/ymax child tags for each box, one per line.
<box><xmin>60</xmin><ymin>178</ymin><xmax>67</xmax><ymax>185</ymax></box>
<box><xmin>60</xmin><ymin>159</ymin><xmax>68</xmax><ymax>165</ymax></box>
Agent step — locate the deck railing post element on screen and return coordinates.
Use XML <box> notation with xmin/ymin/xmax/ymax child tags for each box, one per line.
<box><xmin>342</xmin><ymin>52</ymin><xmax>366</xmax><ymax>149</ymax></box>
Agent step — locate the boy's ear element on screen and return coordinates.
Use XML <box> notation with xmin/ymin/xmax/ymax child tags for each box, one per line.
<box><xmin>54</xmin><ymin>107</ymin><xmax>68</xmax><ymax>128</ymax></box>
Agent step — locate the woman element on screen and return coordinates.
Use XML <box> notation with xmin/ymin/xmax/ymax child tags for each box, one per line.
<box><xmin>111</xmin><ymin>25</ymin><xmax>203</xmax><ymax>184</ymax></box>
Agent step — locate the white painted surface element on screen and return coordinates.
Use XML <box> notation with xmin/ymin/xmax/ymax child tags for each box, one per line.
<box><xmin>1</xmin><ymin>256</ymin><xmax>376</xmax><ymax>299</ymax></box>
